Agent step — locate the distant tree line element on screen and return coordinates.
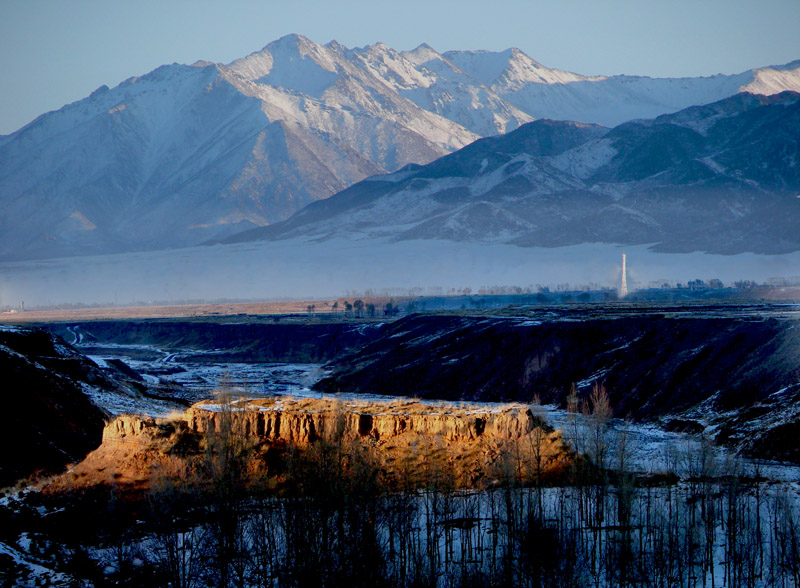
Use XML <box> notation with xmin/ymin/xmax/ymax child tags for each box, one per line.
<box><xmin>327</xmin><ymin>299</ymin><xmax>399</xmax><ymax>318</ymax></box>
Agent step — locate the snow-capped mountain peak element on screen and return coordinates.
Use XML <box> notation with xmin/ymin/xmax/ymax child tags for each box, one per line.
<box><xmin>442</xmin><ymin>47</ymin><xmax>598</xmax><ymax>89</ymax></box>
<box><xmin>401</xmin><ymin>43</ymin><xmax>443</xmax><ymax>67</ymax></box>
<box><xmin>227</xmin><ymin>33</ymin><xmax>342</xmax><ymax>97</ymax></box>
<box><xmin>498</xmin><ymin>48</ymin><xmax>600</xmax><ymax>87</ymax></box>
<box><xmin>442</xmin><ymin>49</ymin><xmax>518</xmax><ymax>87</ymax></box>
<box><xmin>741</xmin><ymin>61</ymin><xmax>800</xmax><ymax>95</ymax></box>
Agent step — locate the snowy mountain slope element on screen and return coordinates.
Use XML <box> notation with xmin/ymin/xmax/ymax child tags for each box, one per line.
<box><xmin>226</xmin><ymin>35</ymin><xmax>479</xmax><ymax>161</ymax></box>
<box><xmin>445</xmin><ymin>48</ymin><xmax>800</xmax><ymax>127</ymax></box>
<box><xmin>222</xmin><ymin>119</ymin><xmax>605</xmax><ymax>243</ymax></box>
<box><xmin>445</xmin><ymin>48</ymin><xmax>597</xmax><ymax>88</ymax></box>
<box><xmin>1</xmin><ymin>64</ymin><xmax>264</xmax><ymax>258</ymax></box>
<box><xmin>2</xmin><ymin>34</ymin><xmax>799</xmax><ymax>261</ymax></box>
<box><xmin>741</xmin><ymin>59</ymin><xmax>800</xmax><ymax>94</ymax></box>
<box><xmin>347</xmin><ymin>42</ymin><xmax>534</xmax><ymax>136</ymax></box>
<box><xmin>0</xmin><ymin>60</ymin><xmax>390</xmax><ymax>259</ymax></box>
<box><xmin>0</xmin><ymin>35</ymin><xmax>480</xmax><ymax>261</ymax></box>
<box><xmin>222</xmin><ymin>92</ymin><xmax>800</xmax><ymax>255</ymax></box>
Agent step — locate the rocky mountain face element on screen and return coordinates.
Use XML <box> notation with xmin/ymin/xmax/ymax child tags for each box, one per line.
<box><xmin>2</xmin><ymin>34</ymin><xmax>799</xmax><ymax>261</ymax></box>
<box><xmin>226</xmin><ymin>91</ymin><xmax>800</xmax><ymax>255</ymax></box>
<box><xmin>115</xmin><ymin>398</ymin><xmax>539</xmax><ymax>447</ymax></box>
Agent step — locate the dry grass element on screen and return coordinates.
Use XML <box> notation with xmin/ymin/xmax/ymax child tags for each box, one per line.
<box><xmin>0</xmin><ymin>296</ymin><xmax>411</xmax><ymax>324</ymax></box>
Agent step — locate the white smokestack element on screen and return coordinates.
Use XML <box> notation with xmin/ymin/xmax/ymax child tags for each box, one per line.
<box><xmin>621</xmin><ymin>253</ymin><xmax>628</xmax><ymax>297</ymax></box>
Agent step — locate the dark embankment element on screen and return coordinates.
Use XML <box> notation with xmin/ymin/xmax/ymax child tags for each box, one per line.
<box><xmin>316</xmin><ymin>307</ymin><xmax>800</xmax><ymax>460</ymax></box>
<box><xmin>47</xmin><ymin>319</ymin><xmax>384</xmax><ymax>363</ymax></box>
<box><xmin>0</xmin><ymin>327</ymin><xmax>110</xmax><ymax>486</ymax></box>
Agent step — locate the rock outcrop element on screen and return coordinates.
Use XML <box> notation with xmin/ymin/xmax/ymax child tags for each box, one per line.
<box><xmin>62</xmin><ymin>397</ymin><xmax>570</xmax><ymax>490</ymax></box>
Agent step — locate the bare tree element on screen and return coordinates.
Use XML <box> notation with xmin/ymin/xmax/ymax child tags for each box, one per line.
<box><xmin>203</xmin><ymin>388</ymin><xmax>252</xmax><ymax>587</ymax></box>
<box><xmin>353</xmin><ymin>299</ymin><xmax>365</xmax><ymax>318</ymax></box>
<box><xmin>148</xmin><ymin>472</ymin><xmax>206</xmax><ymax>588</ymax></box>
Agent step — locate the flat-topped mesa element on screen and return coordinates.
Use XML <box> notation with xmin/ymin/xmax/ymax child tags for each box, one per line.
<box><xmin>71</xmin><ymin>397</ymin><xmax>569</xmax><ymax>490</ymax></box>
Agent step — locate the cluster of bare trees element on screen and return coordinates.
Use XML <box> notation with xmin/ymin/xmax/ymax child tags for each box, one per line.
<box><xmin>112</xmin><ymin>388</ymin><xmax>800</xmax><ymax>588</ymax></box>
<box><xmin>330</xmin><ymin>299</ymin><xmax>372</xmax><ymax>318</ymax></box>
<box><xmin>328</xmin><ymin>299</ymin><xmax>393</xmax><ymax>318</ymax></box>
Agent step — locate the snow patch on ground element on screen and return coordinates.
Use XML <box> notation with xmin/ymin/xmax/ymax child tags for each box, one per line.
<box><xmin>549</xmin><ymin>138</ymin><xmax>617</xmax><ymax>179</ymax></box>
<box><xmin>79</xmin><ymin>382</ymin><xmax>180</xmax><ymax>418</ymax></box>
<box><xmin>80</xmin><ymin>341</ymin><xmax>327</xmax><ymax>410</ymax></box>
<box><xmin>0</xmin><ymin>541</ymin><xmax>72</xmax><ymax>587</ymax></box>
<box><xmin>86</xmin><ymin>355</ymin><xmax>110</xmax><ymax>369</ymax></box>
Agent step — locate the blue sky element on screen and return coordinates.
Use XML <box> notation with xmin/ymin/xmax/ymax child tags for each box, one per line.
<box><xmin>2</xmin><ymin>0</ymin><xmax>799</xmax><ymax>135</ymax></box>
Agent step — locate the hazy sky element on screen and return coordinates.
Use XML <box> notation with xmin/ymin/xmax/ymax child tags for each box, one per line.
<box><xmin>2</xmin><ymin>0</ymin><xmax>800</xmax><ymax>135</ymax></box>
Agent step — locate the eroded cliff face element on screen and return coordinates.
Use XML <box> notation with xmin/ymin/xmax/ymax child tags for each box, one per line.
<box><xmin>60</xmin><ymin>397</ymin><xmax>570</xmax><ymax>490</ymax></box>
<box><xmin>179</xmin><ymin>400</ymin><xmax>536</xmax><ymax>444</ymax></box>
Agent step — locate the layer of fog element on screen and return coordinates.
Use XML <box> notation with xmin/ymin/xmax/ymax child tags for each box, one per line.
<box><xmin>2</xmin><ymin>238</ymin><xmax>800</xmax><ymax>307</ymax></box>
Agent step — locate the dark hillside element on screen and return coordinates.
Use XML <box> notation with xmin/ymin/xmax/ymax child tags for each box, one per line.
<box><xmin>47</xmin><ymin>319</ymin><xmax>384</xmax><ymax>363</ymax></box>
<box><xmin>317</xmin><ymin>309</ymin><xmax>800</xmax><ymax>460</ymax></box>
<box><xmin>0</xmin><ymin>328</ymin><xmax>108</xmax><ymax>485</ymax></box>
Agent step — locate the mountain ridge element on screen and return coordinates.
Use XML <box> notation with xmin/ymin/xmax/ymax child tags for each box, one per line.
<box><xmin>2</xmin><ymin>34</ymin><xmax>799</xmax><ymax>261</ymax></box>
<box><xmin>219</xmin><ymin>91</ymin><xmax>800</xmax><ymax>255</ymax></box>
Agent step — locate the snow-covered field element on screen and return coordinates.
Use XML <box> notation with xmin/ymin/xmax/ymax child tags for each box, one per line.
<box><xmin>80</xmin><ymin>338</ymin><xmax>325</xmax><ymax>412</ymax></box>
<box><xmin>0</xmin><ymin>540</ymin><xmax>72</xmax><ymax>587</ymax></box>
<box><xmin>3</xmin><ymin>238</ymin><xmax>800</xmax><ymax>308</ymax></box>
